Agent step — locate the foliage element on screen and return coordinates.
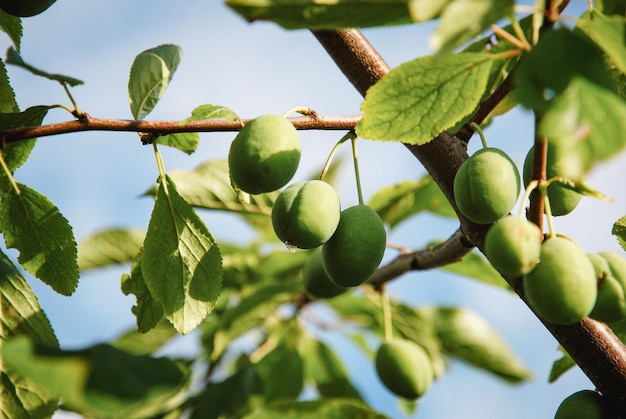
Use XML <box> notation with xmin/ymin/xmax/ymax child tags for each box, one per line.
<box><xmin>0</xmin><ymin>1</ymin><xmax>625</xmax><ymax>418</ymax></box>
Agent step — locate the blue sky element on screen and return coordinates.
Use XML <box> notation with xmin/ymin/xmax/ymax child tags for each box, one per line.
<box><xmin>3</xmin><ymin>1</ymin><xmax>626</xmax><ymax>418</ymax></box>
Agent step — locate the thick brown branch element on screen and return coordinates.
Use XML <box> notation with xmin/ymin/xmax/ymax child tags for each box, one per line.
<box><xmin>312</xmin><ymin>28</ymin><xmax>626</xmax><ymax>411</ymax></box>
<box><xmin>0</xmin><ymin>113</ymin><xmax>362</xmax><ymax>144</ymax></box>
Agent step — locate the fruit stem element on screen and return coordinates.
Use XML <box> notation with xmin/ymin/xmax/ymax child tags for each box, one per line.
<box><xmin>350</xmin><ymin>135</ymin><xmax>365</xmax><ymax>206</ymax></box>
<box><xmin>380</xmin><ymin>289</ymin><xmax>393</xmax><ymax>342</ymax></box>
<box><xmin>319</xmin><ymin>131</ymin><xmax>354</xmax><ymax>181</ymax></box>
<box><xmin>519</xmin><ymin>180</ymin><xmax>539</xmax><ymax>218</ymax></box>
<box><xmin>282</xmin><ymin>107</ymin><xmax>311</xmax><ymax>118</ymax></box>
<box><xmin>540</xmin><ymin>181</ymin><xmax>557</xmax><ymax>239</ymax></box>
<box><xmin>469</xmin><ymin>122</ymin><xmax>488</xmax><ymax>149</ymax></box>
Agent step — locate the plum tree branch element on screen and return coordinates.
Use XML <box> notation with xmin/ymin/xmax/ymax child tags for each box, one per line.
<box><xmin>0</xmin><ymin>113</ymin><xmax>362</xmax><ymax>144</ymax></box>
<box><xmin>311</xmin><ymin>27</ymin><xmax>626</xmax><ymax>411</ymax></box>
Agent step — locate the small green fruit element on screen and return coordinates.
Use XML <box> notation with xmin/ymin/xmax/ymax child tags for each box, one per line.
<box><xmin>523</xmin><ymin>236</ymin><xmax>597</xmax><ymax>325</ymax></box>
<box><xmin>484</xmin><ymin>216</ymin><xmax>542</xmax><ymax>277</ymax></box>
<box><xmin>375</xmin><ymin>339</ymin><xmax>434</xmax><ymax>400</ymax></box>
<box><xmin>554</xmin><ymin>390</ymin><xmax>614</xmax><ymax>419</ymax></box>
<box><xmin>589</xmin><ymin>252</ymin><xmax>626</xmax><ymax>323</ymax></box>
<box><xmin>271</xmin><ymin>180</ymin><xmax>340</xmax><ymax>249</ymax></box>
<box><xmin>0</xmin><ymin>0</ymin><xmax>55</xmax><ymax>17</ymax></box>
<box><xmin>523</xmin><ymin>145</ymin><xmax>583</xmax><ymax>216</ymax></box>
<box><xmin>322</xmin><ymin>205</ymin><xmax>386</xmax><ymax>287</ymax></box>
<box><xmin>302</xmin><ymin>249</ymin><xmax>347</xmax><ymax>299</ymax></box>
<box><xmin>228</xmin><ymin>114</ymin><xmax>300</xmax><ymax>194</ymax></box>
<box><xmin>453</xmin><ymin>147</ymin><xmax>520</xmax><ymax>224</ymax></box>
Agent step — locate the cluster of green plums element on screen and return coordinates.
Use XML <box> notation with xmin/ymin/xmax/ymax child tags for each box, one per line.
<box><xmin>228</xmin><ymin>114</ymin><xmax>387</xmax><ymax>292</ymax></box>
<box><xmin>455</xmin><ymin>144</ymin><xmax>626</xmax><ymax>325</ymax></box>
<box><xmin>0</xmin><ymin>0</ymin><xmax>55</xmax><ymax>17</ymax></box>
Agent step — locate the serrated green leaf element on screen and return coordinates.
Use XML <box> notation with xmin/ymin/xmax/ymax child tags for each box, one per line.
<box><xmin>121</xmin><ymin>251</ymin><xmax>164</xmax><ymax>333</ymax></box>
<box><xmin>430</xmin><ymin>0</ymin><xmax>514</xmax><ymax>53</ymax></box>
<box><xmin>420</xmin><ymin>306</ymin><xmax>532</xmax><ymax>383</ymax></box>
<box><xmin>0</xmin><ymin>106</ymin><xmax>51</xmax><ymax>171</ymax></box>
<box><xmin>188</xmin><ymin>104</ymin><xmax>241</xmax><ymax>124</ymax></box>
<box><xmin>0</xmin><ymin>58</ymin><xmax>18</xmax><ymax>113</ymax></box>
<box><xmin>356</xmin><ymin>52</ymin><xmax>494</xmax><ymax>145</ymax></box>
<box><xmin>577</xmin><ymin>11</ymin><xmax>626</xmax><ymax>76</ymax></box>
<box><xmin>0</xmin><ymin>181</ymin><xmax>79</xmax><ymax>296</ymax></box>
<box><xmin>141</xmin><ymin>175</ymin><xmax>223</xmax><ymax>334</ymax></box>
<box><xmin>0</xmin><ymin>14</ymin><xmax>22</xmax><ymax>51</ymax></box>
<box><xmin>244</xmin><ymin>398</ymin><xmax>389</xmax><ymax>419</ymax></box>
<box><xmin>612</xmin><ymin>215</ymin><xmax>626</xmax><ymax>252</ymax></box>
<box><xmin>302</xmin><ymin>338</ymin><xmax>363</xmax><ymax>400</ymax></box>
<box><xmin>128</xmin><ymin>44</ymin><xmax>182</xmax><ymax>120</ymax></box>
<box><xmin>156</xmin><ymin>132</ymin><xmax>199</xmax><ymax>155</ymax></box>
<box><xmin>539</xmin><ymin>76</ymin><xmax>626</xmax><ymax>172</ymax></box>
<box><xmin>2</xmin><ymin>337</ymin><xmax>191</xmax><ymax>419</ymax></box>
<box><xmin>368</xmin><ymin>175</ymin><xmax>455</xmax><ymax>229</ymax></box>
<box><xmin>515</xmin><ymin>27</ymin><xmax>614</xmax><ymax>111</ymax></box>
<box><xmin>5</xmin><ymin>47</ymin><xmax>84</xmax><ymax>86</ymax></box>
<box><xmin>548</xmin><ymin>346</ymin><xmax>576</xmax><ymax>383</ymax></box>
<box><xmin>226</xmin><ymin>0</ymin><xmax>414</xmax><ymax>29</ymax></box>
<box><xmin>78</xmin><ymin>228</ymin><xmax>145</xmax><ymax>271</ymax></box>
<box><xmin>441</xmin><ymin>249</ymin><xmax>511</xmax><ymax>291</ymax></box>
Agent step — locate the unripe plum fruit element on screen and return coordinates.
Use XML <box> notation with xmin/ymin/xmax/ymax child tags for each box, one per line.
<box><xmin>523</xmin><ymin>145</ymin><xmax>582</xmax><ymax>216</ymax></box>
<box><xmin>302</xmin><ymin>249</ymin><xmax>347</xmax><ymax>299</ymax></box>
<box><xmin>228</xmin><ymin>114</ymin><xmax>300</xmax><ymax>194</ymax></box>
<box><xmin>322</xmin><ymin>205</ymin><xmax>386</xmax><ymax>287</ymax></box>
<box><xmin>453</xmin><ymin>148</ymin><xmax>520</xmax><ymax>224</ymax></box>
<box><xmin>523</xmin><ymin>236</ymin><xmax>597</xmax><ymax>325</ymax></box>
<box><xmin>484</xmin><ymin>215</ymin><xmax>542</xmax><ymax>277</ymax></box>
<box><xmin>375</xmin><ymin>339</ymin><xmax>434</xmax><ymax>400</ymax></box>
<box><xmin>0</xmin><ymin>0</ymin><xmax>55</xmax><ymax>17</ymax></box>
<box><xmin>554</xmin><ymin>390</ymin><xmax>614</xmax><ymax>419</ymax></box>
<box><xmin>588</xmin><ymin>252</ymin><xmax>626</xmax><ymax>323</ymax></box>
<box><xmin>271</xmin><ymin>180</ymin><xmax>340</xmax><ymax>250</ymax></box>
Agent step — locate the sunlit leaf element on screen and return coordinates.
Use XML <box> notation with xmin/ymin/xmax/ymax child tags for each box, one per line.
<box><xmin>441</xmin><ymin>249</ymin><xmax>511</xmax><ymax>291</ymax></box>
<box><xmin>0</xmin><ymin>13</ymin><xmax>22</xmax><ymax>51</ymax></box>
<box><xmin>0</xmin><ymin>106</ymin><xmax>51</xmax><ymax>171</ymax></box>
<box><xmin>5</xmin><ymin>47</ymin><xmax>83</xmax><ymax>86</ymax></box>
<box><xmin>156</xmin><ymin>132</ymin><xmax>199</xmax><ymax>155</ymax></box>
<box><xmin>357</xmin><ymin>52</ymin><xmax>494</xmax><ymax>145</ymax></box>
<box><xmin>141</xmin><ymin>175</ymin><xmax>223</xmax><ymax>334</ymax></box>
<box><xmin>78</xmin><ymin>228</ymin><xmax>145</xmax><ymax>271</ymax></box>
<box><xmin>2</xmin><ymin>337</ymin><xmax>191</xmax><ymax>419</ymax></box>
<box><xmin>577</xmin><ymin>10</ymin><xmax>626</xmax><ymax>76</ymax></box>
<box><xmin>128</xmin><ymin>44</ymin><xmax>182</xmax><ymax>120</ymax></box>
<box><xmin>0</xmin><ymin>181</ymin><xmax>79</xmax><ymax>296</ymax></box>
<box><xmin>0</xmin><ymin>57</ymin><xmax>18</xmax><ymax>113</ymax></box>
<box><xmin>121</xmin><ymin>251</ymin><xmax>164</xmax><ymax>333</ymax></box>
<box><xmin>188</xmin><ymin>104</ymin><xmax>241</xmax><ymax>124</ymax></box>
<box><xmin>112</xmin><ymin>319</ymin><xmax>178</xmax><ymax>356</ymax></box>
<box><xmin>613</xmin><ymin>215</ymin><xmax>626</xmax><ymax>252</ymax></box>
<box><xmin>430</xmin><ymin>0</ymin><xmax>514</xmax><ymax>53</ymax></box>
<box><xmin>244</xmin><ymin>398</ymin><xmax>389</xmax><ymax>419</ymax></box>
<box><xmin>548</xmin><ymin>346</ymin><xmax>575</xmax><ymax>383</ymax></box>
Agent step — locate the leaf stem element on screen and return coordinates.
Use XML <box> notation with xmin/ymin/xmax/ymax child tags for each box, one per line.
<box><xmin>282</xmin><ymin>106</ymin><xmax>311</xmax><ymax>118</ymax></box>
<box><xmin>381</xmin><ymin>289</ymin><xmax>393</xmax><ymax>342</ymax></box>
<box><xmin>350</xmin><ymin>135</ymin><xmax>364</xmax><ymax>205</ymax></box>
<box><xmin>319</xmin><ymin>131</ymin><xmax>354</xmax><ymax>181</ymax></box>
<box><xmin>61</xmin><ymin>82</ymin><xmax>82</xmax><ymax>117</ymax></box>
<box><xmin>152</xmin><ymin>142</ymin><xmax>167</xmax><ymax>180</ymax></box>
<box><xmin>0</xmin><ymin>153</ymin><xmax>21</xmax><ymax>194</ymax></box>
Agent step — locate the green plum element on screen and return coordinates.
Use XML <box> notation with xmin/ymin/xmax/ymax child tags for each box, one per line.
<box><xmin>228</xmin><ymin>114</ymin><xmax>300</xmax><ymax>194</ymax></box>
<box><xmin>554</xmin><ymin>390</ymin><xmax>614</xmax><ymax>419</ymax></box>
<box><xmin>322</xmin><ymin>205</ymin><xmax>386</xmax><ymax>288</ymax></box>
<box><xmin>523</xmin><ymin>145</ymin><xmax>583</xmax><ymax>216</ymax></box>
<box><xmin>375</xmin><ymin>339</ymin><xmax>434</xmax><ymax>400</ymax></box>
<box><xmin>523</xmin><ymin>236</ymin><xmax>597</xmax><ymax>325</ymax></box>
<box><xmin>271</xmin><ymin>180</ymin><xmax>340</xmax><ymax>250</ymax></box>
<box><xmin>302</xmin><ymin>249</ymin><xmax>347</xmax><ymax>299</ymax></box>
<box><xmin>484</xmin><ymin>215</ymin><xmax>542</xmax><ymax>277</ymax></box>
<box><xmin>0</xmin><ymin>0</ymin><xmax>56</xmax><ymax>17</ymax></box>
<box><xmin>588</xmin><ymin>252</ymin><xmax>626</xmax><ymax>323</ymax></box>
<box><xmin>453</xmin><ymin>147</ymin><xmax>520</xmax><ymax>224</ymax></box>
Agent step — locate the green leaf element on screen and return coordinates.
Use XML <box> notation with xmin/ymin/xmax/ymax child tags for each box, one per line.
<box><xmin>188</xmin><ymin>103</ymin><xmax>241</xmax><ymax>123</ymax></box>
<box><xmin>368</xmin><ymin>175</ymin><xmax>455</xmax><ymax>229</ymax></box>
<box><xmin>302</xmin><ymin>338</ymin><xmax>363</xmax><ymax>400</ymax></box>
<box><xmin>596</xmin><ymin>0</ymin><xmax>626</xmax><ymax>15</ymax></box>
<box><xmin>112</xmin><ymin>320</ymin><xmax>178</xmax><ymax>356</ymax></box>
<box><xmin>0</xmin><ymin>182</ymin><xmax>79</xmax><ymax>296</ymax></box>
<box><xmin>420</xmin><ymin>306</ymin><xmax>532</xmax><ymax>383</ymax></box>
<box><xmin>78</xmin><ymin>228</ymin><xmax>145</xmax><ymax>271</ymax></box>
<box><xmin>128</xmin><ymin>44</ymin><xmax>182</xmax><ymax>120</ymax></box>
<box><xmin>156</xmin><ymin>132</ymin><xmax>199</xmax><ymax>155</ymax></box>
<box><xmin>244</xmin><ymin>398</ymin><xmax>389</xmax><ymax>419</ymax></box>
<box><xmin>0</xmin><ymin>58</ymin><xmax>18</xmax><ymax>113</ymax></box>
<box><xmin>2</xmin><ymin>337</ymin><xmax>191</xmax><ymax>419</ymax></box>
<box><xmin>430</xmin><ymin>0</ymin><xmax>514</xmax><ymax>53</ymax></box>
<box><xmin>441</xmin><ymin>249</ymin><xmax>511</xmax><ymax>291</ymax></box>
<box><xmin>0</xmin><ymin>14</ymin><xmax>22</xmax><ymax>51</ymax></box>
<box><xmin>515</xmin><ymin>27</ymin><xmax>614</xmax><ymax>111</ymax></box>
<box><xmin>577</xmin><ymin>11</ymin><xmax>626</xmax><ymax>76</ymax></box>
<box><xmin>0</xmin><ymin>106</ymin><xmax>51</xmax><ymax>171</ymax></box>
<box><xmin>539</xmin><ymin>76</ymin><xmax>626</xmax><ymax>172</ymax></box>
<box><xmin>121</xmin><ymin>251</ymin><xmax>164</xmax><ymax>333</ymax></box>
<box><xmin>226</xmin><ymin>0</ymin><xmax>414</xmax><ymax>29</ymax></box>
<box><xmin>548</xmin><ymin>346</ymin><xmax>576</xmax><ymax>383</ymax></box>
<box><xmin>5</xmin><ymin>47</ymin><xmax>84</xmax><ymax>86</ymax></box>
<box><xmin>141</xmin><ymin>175</ymin><xmax>223</xmax><ymax>334</ymax></box>
<box><xmin>612</xmin><ymin>215</ymin><xmax>626</xmax><ymax>252</ymax></box>
<box><xmin>356</xmin><ymin>52</ymin><xmax>494</xmax><ymax>145</ymax></box>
